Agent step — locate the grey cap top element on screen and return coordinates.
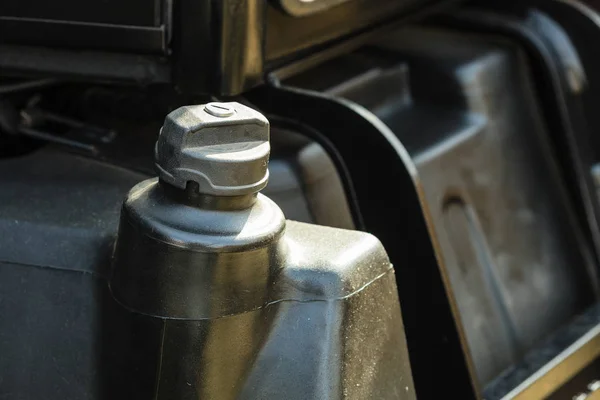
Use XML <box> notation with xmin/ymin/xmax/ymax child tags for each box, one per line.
<box><xmin>155</xmin><ymin>102</ymin><xmax>270</xmax><ymax>196</ymax></box>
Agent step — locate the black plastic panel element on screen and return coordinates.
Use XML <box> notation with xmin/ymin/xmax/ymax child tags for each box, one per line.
<box><xmin>0</xmin><ymin>18</ymin><xmax>166</xmax><ymax>54</ymax></box>
<box><xmin>0</xmin><ymin>0</ymin><xmax>162</xmax><ymax>27</ymax></box>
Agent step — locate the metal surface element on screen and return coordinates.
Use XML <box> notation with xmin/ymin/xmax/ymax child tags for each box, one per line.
<box><xmin>172</xmin><ymin>0</ymin><xmax>266</xmax><ymax>95</ymax></box>
<box><xmin>156</xmin><ymin>102</ymin><xmax>270</xmax><ymax>195</ymax></box>
<box><xmin>216</xmin><ymin>0</ymin><xmax>265</xmax><ymax>95</ymax></box>
<box><xmin>480</xmin><ymin>301</ymin><xmax>600</xmax><ymax>400</ymax></box>
<box><xmin>482</xmin><ymin>302</ymin><xmax>600</xmax><ymax>399</ymax></box>
<box><xmin>508</xmin><ymin>324</ymin><xmax>600</xmax><ymax>399</ymax></box>
<box><xmin>276</xmin><ymin>0</ymin><xmax>353</xmax><ymax>17</ymax></box>
<box><xmin>250</xmin><ymin>83</ymin><xmax>479</xmax><ymax>399</ymax></box>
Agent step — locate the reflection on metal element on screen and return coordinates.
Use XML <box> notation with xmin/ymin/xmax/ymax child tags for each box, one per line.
<box><xmin>503</xmin><ymin>324</ymin><xmax>600</xmax><ymax>399</ymax></box>
<box><xmin>217</xmin><ymin>0</ymin><xmax>265</xmax><ymax>95</ymax></box>
<box><xmin>277</xmin><ymin>0</ymin><xmax>353</xmax><ymax>17</ymax></box>
<box><xmin>571</xmin><ymin>380</ymin><xmax>600</xmax><ymax>400</ymax></box>
<box><xmin>265</xmin><ymin>0</ymin><xmax>453</xmax><ymax>63</ymax></box>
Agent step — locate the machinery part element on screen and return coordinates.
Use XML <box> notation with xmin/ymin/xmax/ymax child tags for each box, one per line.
<box><xmin>485</xmin><ymin>304</ymin><xmax>600</xmax><ymax>400</ymax></box>
<box><xmin>111</xmin><ymin>102</ymin><xmax>415</xmax><ymax>399</ymax></box>
<box><xmin>0</xmin><ymin>101</ymin><xmax>116</xmax><ymax>154</ymax></box>
<box><xmin>155</xmin><ymin>102</ymin><xmax>270</xmax><ymax>195</ymax></box>
<box><xmin>0</xmin><ymin>107</ymin><xmax>355</xmax><ymax>399</ymax></box>
<box><xmin>426</xmin><ymin>3</ymin><xmax>600</xmax><ymax>395</ymax></box>
<box><xmin>215</xmin><ymin>1</ymin><xmax>264</xmax><ymax>95</ymax></box>
<box><xmin>276</xmin><ymin>11</ymin><xmax>600</xmax><ymax>390</ymax></box>
<box><xmin>441</xmin><ymin>1</ymin><xmax>600</xmax><ymax>301</ymax></box>
<box><xmin>364</xmin><ymin>26</ymin><xmax>596</xmax><ymax>386</ymax></box>
<box><xmin>3</xmin><ymin>0</ymin><xmax>600</xmax><ymax>396</ymax></box>
<box><xmin>250</xmin><ymin>84</ymin><xmax>479</xmax><ymax>399</ymax></box>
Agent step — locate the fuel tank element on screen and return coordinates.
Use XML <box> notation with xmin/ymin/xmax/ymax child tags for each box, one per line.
<box><xmin>109</xmin><ymin>102</ymin><xmax>415</xmax><ymax>399</ymax></box>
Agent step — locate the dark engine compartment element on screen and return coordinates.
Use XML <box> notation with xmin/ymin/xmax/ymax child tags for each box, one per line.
<box><xmin>2</xmin><ymin>0</ymin><xmax>600</xmax><ymax>399</ymax></box>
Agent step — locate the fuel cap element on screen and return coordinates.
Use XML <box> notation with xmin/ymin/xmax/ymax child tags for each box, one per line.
<box><xmin>155</xmin><ymin>102</ymin><xmax>270</xmax><ymax>196</ymax></box>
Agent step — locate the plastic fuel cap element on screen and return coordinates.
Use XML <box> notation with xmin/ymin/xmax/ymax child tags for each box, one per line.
<box><xmin>155</xmin><ymin>102</ymin><xmax>270</xmax><ymax>196</ymax></box>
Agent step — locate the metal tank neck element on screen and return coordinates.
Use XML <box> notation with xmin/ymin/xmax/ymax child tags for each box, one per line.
<box><xmin>111</xmin><ymin>101</ymin><xmax>286</xmax><ymax>319</ymax></box>
<box><xmin>159</xmin><ymin>180</ymin><xmax>259</xmax><ymax>210</ymax></box>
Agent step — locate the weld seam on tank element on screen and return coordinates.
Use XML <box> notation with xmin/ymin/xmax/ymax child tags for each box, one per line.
<box><xmin>107</xmin><ymin>266</ymin><xmax>395</xmax><ymax>321</ymax></box>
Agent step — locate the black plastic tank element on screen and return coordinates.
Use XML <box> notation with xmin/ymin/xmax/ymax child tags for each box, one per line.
<box><xmin>110</xmin><ymin>102</ymin><xmax>414</xmax><ymax>399</ymax></box>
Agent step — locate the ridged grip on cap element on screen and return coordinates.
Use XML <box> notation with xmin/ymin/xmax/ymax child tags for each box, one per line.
<box><xmin>155</xmin><ymin>102</ymin><xmax>270</xmax><ymax>196</ymax></box>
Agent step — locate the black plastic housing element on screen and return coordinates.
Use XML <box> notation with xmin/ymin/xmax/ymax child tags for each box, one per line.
<box><xmin>109</xmin><ymin>177</ymin><xmax>415</xmax><ymax>399</ymax></box>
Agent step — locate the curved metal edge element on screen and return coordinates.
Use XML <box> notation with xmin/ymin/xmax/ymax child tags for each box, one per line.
<box><xmin>248</xmin><ymin>82</ymin><xmax>480</xmax><ymax>399</ymax></box>
<box><xmin>217</xmin><ymin>0</ymin><xmax>266</xmax><ymax>95</ymax></box>
<box><xmin>276</xmin><ymin>0</ymin><xmax>352</xmax><ymax>17</ymax></box>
